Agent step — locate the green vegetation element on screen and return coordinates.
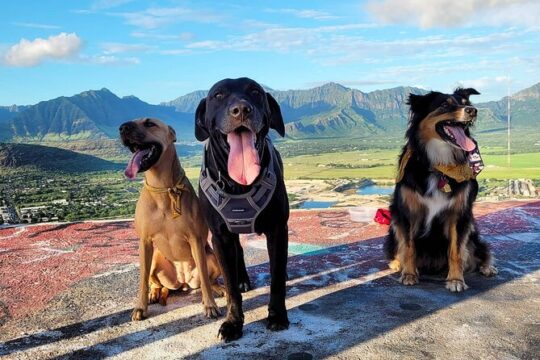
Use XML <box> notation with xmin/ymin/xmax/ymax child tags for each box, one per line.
<box><xmin>0</xmin><ymin>169</ymin><xmax>138</xmax><ymax>222</ymax></box>
<box><xmin>1</xmin><ymin>81</ymin><xmax>538</xmax><ymax>224</ymax></box>
<box><xmin>180</xmin><ymin>134</ymin><xmax>540</xmax><ymax>182</ymax></box>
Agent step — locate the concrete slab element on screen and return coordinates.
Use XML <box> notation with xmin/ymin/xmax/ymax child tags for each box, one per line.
<box><xmin>0</xmin><ymin>201</ymin><xmax>539</xmax><ymax>359</ymax></box>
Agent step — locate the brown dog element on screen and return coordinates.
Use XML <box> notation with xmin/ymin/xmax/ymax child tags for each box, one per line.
<box><xmin>119</xmin><ymin>117</ymin><xmax>222</xmax><ymax>320</ymax></box>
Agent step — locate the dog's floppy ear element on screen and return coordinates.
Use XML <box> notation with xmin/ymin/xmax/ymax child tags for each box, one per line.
<box><xmin>168</xmin><ymin>125</ymin><xmax>177</xmax><ymax>142</ymax></box>
<box><xmin>266</xmin><ymin>92</ymin><xmax>285</xmax><ymax>137</ymax></box>
<box><xmin>454</xmin><ymin>88</ymin><xmax>480</xmax><ymax>101</ymax></box>
<box><xmin>195</xmin><ymin>98</ymin><xmax>209</xmax><ymax>141</ymax></box>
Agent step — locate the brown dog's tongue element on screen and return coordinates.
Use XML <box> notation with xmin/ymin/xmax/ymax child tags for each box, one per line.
<box><xmin>445</xmin><ymin>125</ymin><xmax>477</xmax><ymax>152</ymax></box>
<box><xmin>227</xmin><ymin>131</ymin><xmax>260</xmax><ymax>185</ymax></box>
<box><xmin>124</xmin><ymin>149</ymin><xmax>150</xmax><ymax>180</ymax></box>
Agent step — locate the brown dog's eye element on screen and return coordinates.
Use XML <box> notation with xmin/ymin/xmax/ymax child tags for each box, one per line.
<box><xmin>144</xmin><ymin>121</ymin><xmax>156</xmax><ymax>128</ymax></box>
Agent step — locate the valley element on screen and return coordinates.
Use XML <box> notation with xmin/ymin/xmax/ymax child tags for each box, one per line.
<box><xmin>1</xmin><ymin>81</ymin><xmax>539</xmax><ymax>225</ymax></box>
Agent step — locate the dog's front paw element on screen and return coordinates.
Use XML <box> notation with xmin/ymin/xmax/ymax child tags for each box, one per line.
<box><xmin>148</xmin><ymin>288</ymin><xmax>160</xmax><ymax>304</ymax></box>
<box><xmin>446</xmin><ymin>279</ymin><xmax>468</xmax><ymax>292</ymax></box>
<box><xmin>212</xmin><ymin>284</ymin><xmax>226</xmax><ymax>297</ymax></box>
<box><xmin>131</xmin><ymin>308</ymin><xmax>147</xmax><ymax>321</ymax></box>
<box><xmin>267</xmin><ymin>312</ymin><xmax>289</xmax><ymax>331</ymax></box>
<box><xmin>218</xmin><ymin>320</ymin><xmax>243</xmax><ymax>342</ymax></box>
<box><xmin>400</xmin><ymin>273</ymin><xmax>419</xmax><ymax>286</ymax></box>
<box><xmin>204</xmin><ymin>304</ymin><xmax>221</xmax><ymax>319</ymax></box>
<box><xmin>479</xmin><ymin>265</ymin><xmax>498</xmax><ymax>277</ymax></box>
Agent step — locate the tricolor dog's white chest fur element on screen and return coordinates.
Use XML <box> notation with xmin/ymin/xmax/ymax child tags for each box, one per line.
<box><xmin>418</xmin><ymin>176</ymin><xmax>455</xmax><ymax>230</ymax></box>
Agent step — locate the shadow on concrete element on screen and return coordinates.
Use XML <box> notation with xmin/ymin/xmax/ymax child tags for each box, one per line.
<box><xmin>0</xmin><ymin>309</ymin><xmax>132</xmax><ymax>355</ymax></box>
<box><xmin>1</xmin><ymin>202</ymin><xmax>538</xmax><ymax>358</ymax></box>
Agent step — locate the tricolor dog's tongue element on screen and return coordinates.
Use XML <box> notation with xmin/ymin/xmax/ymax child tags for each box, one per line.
<box><xmin>445</xmin><ymin>125</ymin><xmax>477</xmax><ymax>152</ymax></box>
<box><xmin>227</xmin><ymin>130</ymin><xmax>260</xmax><ymax>185</ymax></box>
<box><xmin>124</xmin><ymin>148</ymin><xmax>151</xmax><ymax>180</ymax></box>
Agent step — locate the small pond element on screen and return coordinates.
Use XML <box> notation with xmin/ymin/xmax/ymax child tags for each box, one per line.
<box><xmin>357</xmin><ymin>185</ymin><xmax>394</xmax><ymax>195</ymax></box>
<box><xmin>299</xmin><ymin>200</ymin><xmax>337</xmax><ymax>209</ymax></box>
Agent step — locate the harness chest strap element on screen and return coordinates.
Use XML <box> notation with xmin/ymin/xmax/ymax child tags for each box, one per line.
<box><xmin>143</xmin><ymin>171</ymin><xmax>186</xmax><ymax>218</ymax></box>
<box><xmin>199</xmin><ymin>139</ymin><xmax>277</xmax><ymax>234</ymax></box>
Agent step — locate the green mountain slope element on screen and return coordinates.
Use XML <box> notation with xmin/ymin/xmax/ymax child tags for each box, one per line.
<box><xmin>477</xmin><ymin>82</ymin><xmax>540</xmax><ymax>131</ymax></box>
<box><xmin>0</xmin><ymin>143</ymin><xmax>121</xmax><ymax>172</ymax></box>
<box><xmin>7</xmin><ymin>89</ymin><xmax>194</xmax><ymax>142</ymax></box>
<box><xmin>2</xmin><ymin>82</ymin><xmax>539</xmax><ymax>145</ymax></box>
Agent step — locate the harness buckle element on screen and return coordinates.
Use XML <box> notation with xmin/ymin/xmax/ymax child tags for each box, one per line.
<box><xmin>216</xmin><ymin>171</ymin><xmax>225</xmax><ymax>190</ymax></box>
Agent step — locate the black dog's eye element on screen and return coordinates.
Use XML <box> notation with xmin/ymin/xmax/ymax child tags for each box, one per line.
<box><xmin>251</xmin><ymin>89</ymin><xmax>261</xmax><ymax>96</ymax></box>
<box><xmin>214</xmin><ymin>92</ymin><xmax>224</xmax><ymax>100</ymax></box>
<box><xmin>144</xmin><ymin>121</ymin><xmax>156</xmax><ymax>128</ymax></box>
<box><xmin>440</xmin><ymin>101</ymin><xmax>450</xmax><ymax>109</ymax></box>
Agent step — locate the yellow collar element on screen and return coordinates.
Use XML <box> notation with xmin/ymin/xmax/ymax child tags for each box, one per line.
<box><xmin>396</xmin><ymin>146</ymin><xmax>475</xmax><ymax>184</ymax></box>
<box><xmin>433</xmin><ymin>163</ymin><xmax>474</xmax><ymax>183</ymax></box>
<box><xmin>144</xmin><ymin>171</ymin><xmax>186</xmax><ymax>218</ymax></box>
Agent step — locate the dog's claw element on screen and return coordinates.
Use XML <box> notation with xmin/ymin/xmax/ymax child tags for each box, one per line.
<box><xmin>204</xmin><ymin>304</ymin><xmax>221</xmax><ymax>319</ymax></box>
<box><xmin>131</xmin><ymin>308</ymin><xmax>146</xmax><ymax>321</ymax></box>
<box><xmin>267</xmin><ymin>313</ymin><xmax>289</xmax><ymax>331</ymax></box>
<box><xmin>479</xmin><ymin>265</ymin><xmax>498</xmax><ymax>277</ymax></box>
<box><xmin>218</xmin><ymin>320</ymin><xmax>243</xmax><ymax>342</ymax></box>
<box><xmin>148</xmin><ymin>288</ymin><xmax>160</xmax><ymax>304</ymax></box>
<box><xmin>238</xmin><ymin>281</ymin><xmax>251</xmax><ymax>293</ymax></box>
<box><xmin>400</xmin><ymin>273</ymin><xmax>419</xmax><ymax>286</ymax></box>
<box><xmin>446</xmin><ymin>279</ymin><xmax>468</xmax><ymax>292</ymax></box>
<box><xmin>212</xmin><ymin>284</ymin><xmax>226</xmax><ymax>297</ymax></box>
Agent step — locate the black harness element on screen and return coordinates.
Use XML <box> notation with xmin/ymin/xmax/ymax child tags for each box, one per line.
<box><xmin>199</xmin><ymin>138</ymin><xmax>277</xmax><ymax>234</ymax></box>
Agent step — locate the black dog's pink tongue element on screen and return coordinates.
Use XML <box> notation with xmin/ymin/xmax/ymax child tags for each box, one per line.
<box><xmin>445</xmin><ymin>125</ymin><xmax>477</xmax><ymax>152</ymax></box>
<box><xmin>227</xmin><ymin>131</ymin><xmax>260</xmax><ymax>185</ymax></box>
<box><xmin>124</xmin><ymin>149</ymin><xmax>150</xmax><ymax>179</ymax></box>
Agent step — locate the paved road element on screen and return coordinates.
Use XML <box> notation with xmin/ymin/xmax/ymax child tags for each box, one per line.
<box><xmin>0</xmin><ymin>201</ymin><xmax>538</xmax><ymax>359</ymax></box>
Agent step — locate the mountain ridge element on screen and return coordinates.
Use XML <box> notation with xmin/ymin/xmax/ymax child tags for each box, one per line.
<box><xmin>1</xmin><ymin>81</ymin><xmax>539</xmax><ymax>143</ymax></box>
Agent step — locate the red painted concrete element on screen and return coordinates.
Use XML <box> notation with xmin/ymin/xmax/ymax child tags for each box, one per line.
<box><xmin>0</xmin><ymin>201</ymin><xmax>538</xmax><ymax>322</ymax></box>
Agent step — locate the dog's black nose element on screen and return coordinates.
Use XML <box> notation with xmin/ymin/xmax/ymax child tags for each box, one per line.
<box><xmin>119</xmin><ymin>121</ymin><xmax>135</xmax><ymax>134</ymax></box>
<box><xmin>465</xmin><ymin>107</ymin><xmax>477</xmax><ymax>116</ymax></box>
<box><xmin>229</xmin><ymin>100</ymin><xmax>253</xmax><ymax>118</ymax></box>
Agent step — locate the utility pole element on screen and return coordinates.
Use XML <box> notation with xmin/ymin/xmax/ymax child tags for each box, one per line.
<box><xmin>507</xmin><ymin>82</ymin><xmax>511</xmax><ymax>167</ymax></box>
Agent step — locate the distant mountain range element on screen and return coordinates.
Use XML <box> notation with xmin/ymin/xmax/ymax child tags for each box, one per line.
<box><xmin>0</xmin><ymin>89</ymin><xmax>194</xmax><ymax>142</ymax></box>
<box><xmin>1</xmin><ymin>82</ymin><xmax>539</xmax><ymax>143</ymax></box>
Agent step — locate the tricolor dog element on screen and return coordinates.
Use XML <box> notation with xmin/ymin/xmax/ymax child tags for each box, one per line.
<box><xmin>385</xmin><ymin>88</ymin><xmax>497</xmax><ymax>292</ymax></box>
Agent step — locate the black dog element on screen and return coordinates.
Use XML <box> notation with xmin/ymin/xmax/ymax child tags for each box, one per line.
<box><xmin>385</xmin><ymin>88</ymin><xmax>497</xmax><ymax>292</ymax></box>
<box><xmin>195</xmin><ymin>77</ymin><xmax>289</xmax><ymax>341</ymax></box>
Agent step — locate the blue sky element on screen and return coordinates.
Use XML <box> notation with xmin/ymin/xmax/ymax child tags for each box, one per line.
<box><xmin>1</xmin><ymin>0</ymin><xmax>539</xmax><ymax>105</ymax></box>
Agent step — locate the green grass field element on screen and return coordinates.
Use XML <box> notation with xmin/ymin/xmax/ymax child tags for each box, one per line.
<box><xmin>183</xmin><ymin>148</ymin><xmax>540</xmax><ymax>182</ymax></box>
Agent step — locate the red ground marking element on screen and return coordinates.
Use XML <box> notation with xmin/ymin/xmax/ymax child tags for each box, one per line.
<box><xmin>0</xmin><ymin>200</ymin><xmax>537</xmax><ymax>320</ymax></box>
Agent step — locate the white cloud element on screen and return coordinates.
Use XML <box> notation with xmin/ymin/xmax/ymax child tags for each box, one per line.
<box><xmin>91</xmin><ymin>0</ymin><xmax>133</xmax><ymax>10</ymax></box>
<box><xmin>184</xmin><ymin>24</ymin><xmax>527</xmax><ymax>68</ymax></box>
<box><xmin>131</xmin><ymin>31</ymin><xmax>195</xmax><ymax>41</ymax></box>
<box><xmin>456</xmin><ymin>76</ymin><xmax>512</xmax><ymax>91</ymax></box>
<box><xmin>365</xmin><ymin>0</ymin><xmax>540</xmax><ymax>28</ymax></box>
<box><xmin>3</xmin><ymin>32</ymin><xmax>83</xmax><ymax>67</ymax></box>
<box><xmin>81</xmin><ymin>55</ymin><xmax>140</xmax><ymax>65</ymax></box>
<box><xmin>306</xmin><ymin>79</ymin><xmax>396</xmax><ymax>88</ymax></box>
<box><xmin>12</xmin><ymin>22</ymin><xmax>60</xmax><ymax>29</ymax></box>
<box><xmin>114</xmin><ymin>7</ymin><xmax>223</xmax><ymax>29</ymax></box>
<box><xmin>158</xmin><ymin>49</ymin><xmax>193</xmax><ymax>55</ymax></box>
<box><xmin>101</xmin><ymin>42</ymin><xmax>153</xmax><ymax>54</ymax></box>
<box><xmin>265</xmin><ymin>8</ymin><xmax>339</xmax><ymax>20</ymax></box>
